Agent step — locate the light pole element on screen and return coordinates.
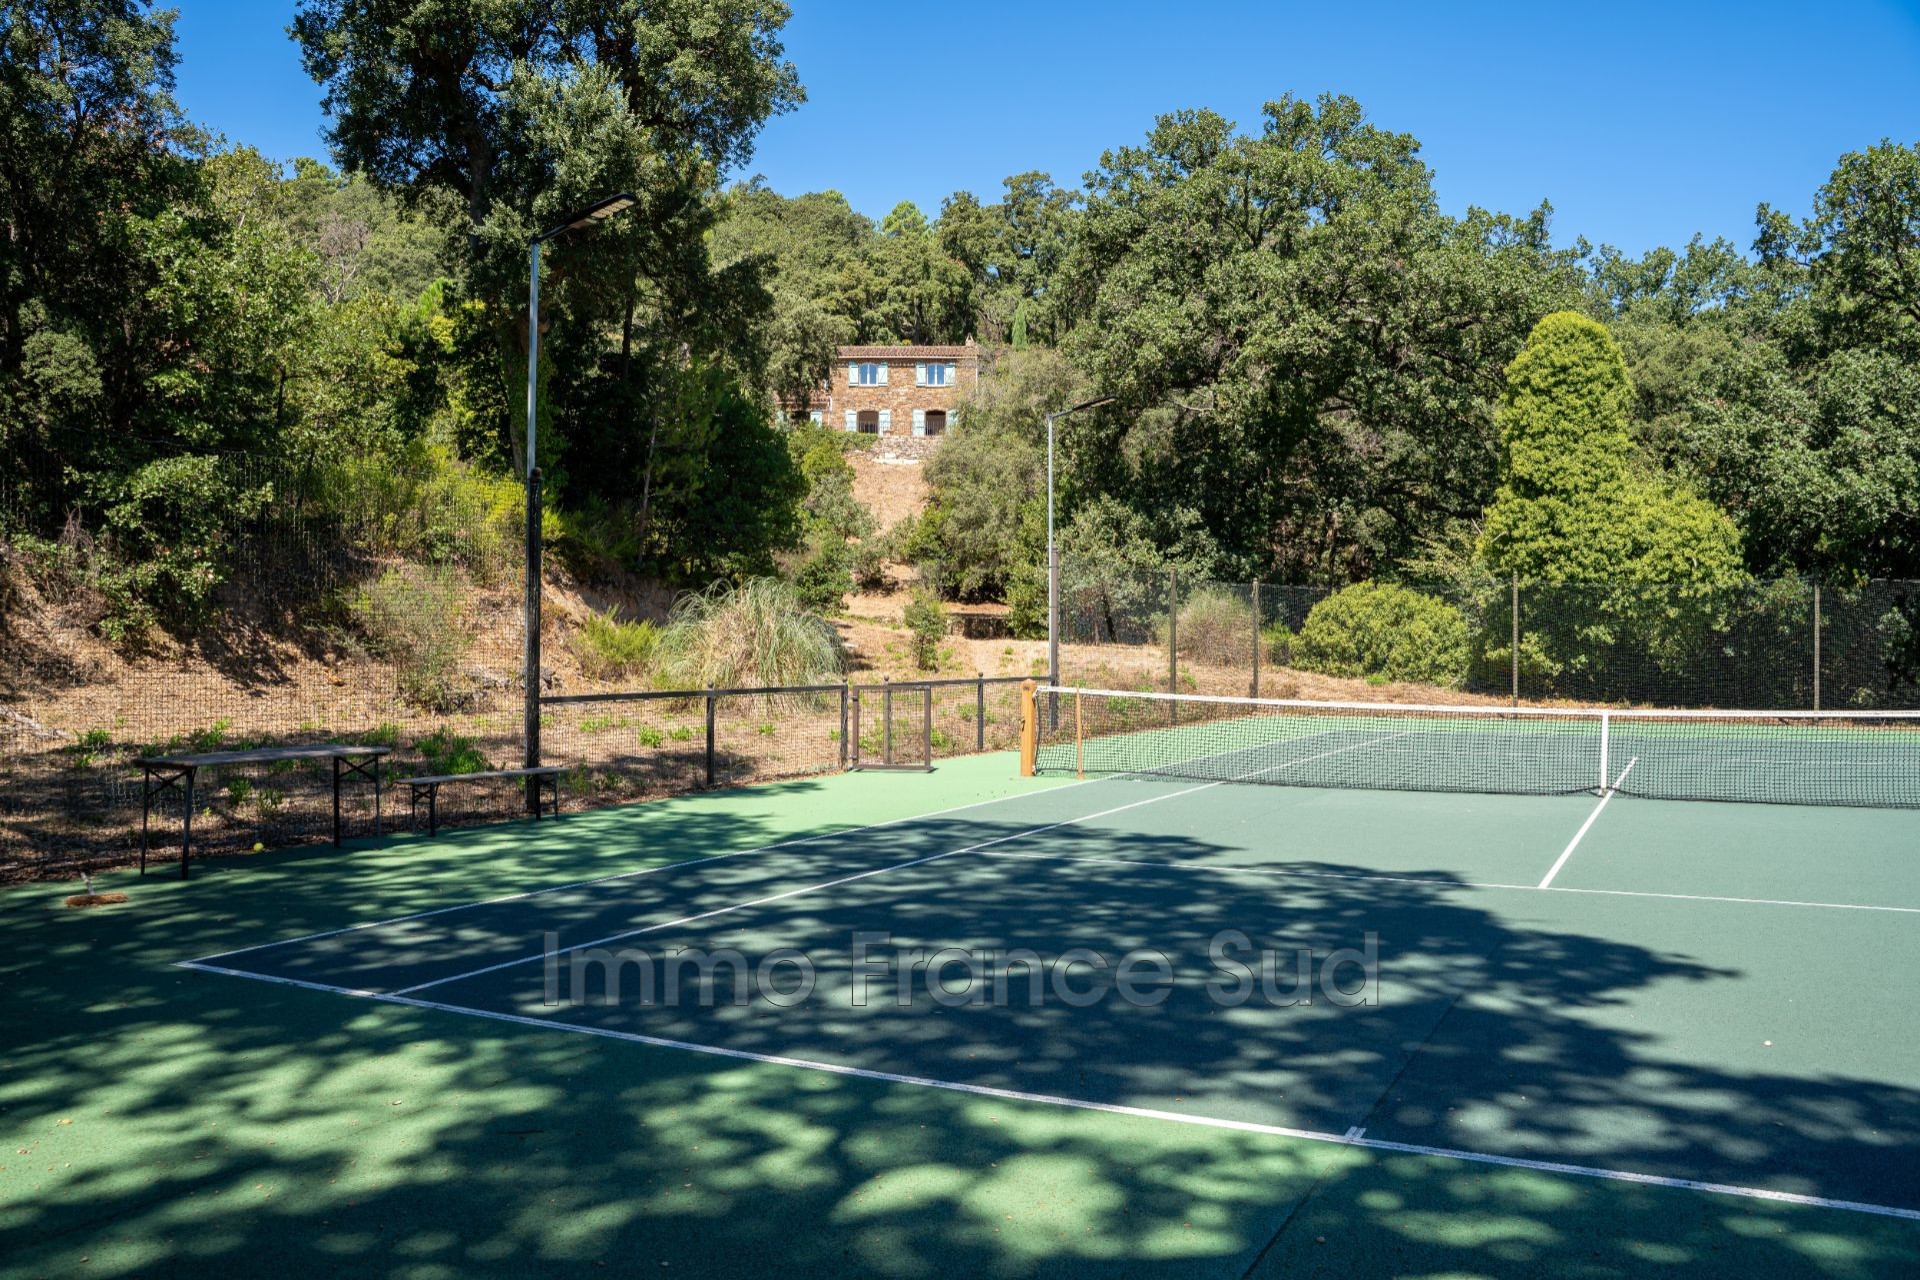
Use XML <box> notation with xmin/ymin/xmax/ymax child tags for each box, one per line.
<box><xmin>1045</xmin><ymin>395</ymin><xmax>1115</xmax><ymax>689</ymax></box>
<box><xmin>524</xmin><ymin>192</ymin><xmax>638</xmax><ymax>798</ymax></box>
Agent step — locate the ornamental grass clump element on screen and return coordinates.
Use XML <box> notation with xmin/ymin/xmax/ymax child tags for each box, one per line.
<box><xmin>653</xmin><ymin>577</ymin><xmax>846</xmax><ymax>690</ymax></box>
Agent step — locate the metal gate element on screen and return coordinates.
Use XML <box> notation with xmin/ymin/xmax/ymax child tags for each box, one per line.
<box><xmin>848</xmin><ymin>680</ymin><xmax>933</xmax><ymax>772</ymax></box>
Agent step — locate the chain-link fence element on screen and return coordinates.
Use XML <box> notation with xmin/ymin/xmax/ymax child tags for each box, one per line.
<box><xmin>0</xmin><ymin>443</ymin><xmax>1037</xmax><ymax>879</ymax></box>
<box><xmin>1</xmin><ymin>448</ymin><xmax>534</xmax><ymax>878</ymax></box>
<box><xmin>1055</xmin><ymin>563</ymin><xmax>1920</xmax><ymax>713</ymax></box>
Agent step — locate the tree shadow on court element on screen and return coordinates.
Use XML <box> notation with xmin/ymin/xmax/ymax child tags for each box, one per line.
<box><xmin>5</xmin><ymin>793</ymin><xmax>1919</xmax><ymax>1279</ymax></box>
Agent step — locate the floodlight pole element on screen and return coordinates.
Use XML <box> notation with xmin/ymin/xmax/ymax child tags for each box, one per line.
<box><xmin>1045</xmin><ymin>396</ymin><xmax>1115</xmax><ymax>691</ymax></box>
<box><xmin>524</xmin><ymin>194</ymin><xmax>638</xmax><ymax>804</ymax></box>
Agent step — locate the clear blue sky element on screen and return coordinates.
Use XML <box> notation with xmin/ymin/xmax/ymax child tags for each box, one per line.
<box><xmin>175</xmin><ymin>0</ymin><xmax>1920</xmax><ymax>257</ymax></box>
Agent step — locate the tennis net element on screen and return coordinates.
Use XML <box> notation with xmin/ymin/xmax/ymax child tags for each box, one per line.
<box><xmin>1027</xmin><ymin>686</ymin><xmax>1920</xmax><ymax>808</ymax></box>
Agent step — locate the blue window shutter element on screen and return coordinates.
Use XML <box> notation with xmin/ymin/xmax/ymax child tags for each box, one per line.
<box><xmin>878</xmin><ymin>409</ymin><xmax>892</xmax><ymax>434</ymax></box>
<box><xmin>912</xmin><ymin>409</ymin><xmax>926</xmax><ymax>436</ymax></box>
<box><xmin>844</xmin><ymin>409</ymin><xmax>856</xmax><ymax>432</ymax></box>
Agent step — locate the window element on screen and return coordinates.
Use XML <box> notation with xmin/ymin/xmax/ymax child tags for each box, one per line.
<box><xmin>917</xmin><ymin>362</ymin><xmax>955</xmax><ymax>387</ymax></box>
<box><xmin>851</xmin><ymin>362</ymin><xmax>884</xmax><ymax>386</ymax></box>
<box><xmin>807</xmin><ymin>409</ymin><xmax>823</xmax><ymax>425</ymax></box>
<box><xmin>856</xmin><ymin>410</ymin><xmax>881</xmax><ymax>434</ymax></box>
<box><xmin>923</xmin><ymin>410</ymin><xmax>947</xmax><ymax>436</ymax></box>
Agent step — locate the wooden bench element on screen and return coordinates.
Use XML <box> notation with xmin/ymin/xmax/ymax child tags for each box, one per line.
<box><xmin>400</xmin><ymin>766</ymin><xmax>566</xmax><ymax>837</ymax></box>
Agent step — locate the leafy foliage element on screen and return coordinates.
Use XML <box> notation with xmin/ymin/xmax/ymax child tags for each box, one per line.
<box><xmin>902</xmin><ymin>586</ymin><xmax>946</xmax><ymax>670</ymax></box>
<box><xmin>793</xmin><ymin>539</ymin><xmax>853</xmax><ymax>613</ymax></box>
<box><xmin>1292</xmin><ymin>583</ymin><xmax>1471</xmax><ymax>687</ymax></box>
<box><xmin>346</xmin><ymin>564</ymin><xmax>475</xmax><ymax>710</ymax></box>
<box><xmin>1478</xmin><ymin>311</ymin><xmax>1744</xmax><ymax>586</ymax></box>
<box><xmin>1062</xmin><ymin>97</ymin><xmax>1587</xmax><ymax>582</ymax></box>
<box><xmin>571</xmin><ymin>607</ymin><xmax>660</xmax><ymax>682</ymax></box>
<box><xmin>414</xmin><ymin>728</ymin><xmax>492</xmax><ymax>777</ymax></box>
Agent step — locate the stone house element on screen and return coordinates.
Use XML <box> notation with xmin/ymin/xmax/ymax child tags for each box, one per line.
<box><xmin>791</xmin><ymin>340</ymin><xmax>981</xmax><ymax>438</ymax></box>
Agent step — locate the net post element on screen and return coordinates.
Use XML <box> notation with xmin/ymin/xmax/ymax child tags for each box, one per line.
<box><xmin>1510</xmin><ymin>574</ymin><xmax>1520</xmax><ymax>707</ymax></box>
<box><xmin>1599</xmin><ymin>711</ymin><xmax>1610</xmax><ymax>794</ymax></box>
<box><xmin>1812</xmin><ymin>581</ymin><xmax>1822</xmax><ymax>712</ymax></box>
<box><xmin>1251</xmin><ymin>579</ymin><xmax>1261</xmax><ymax>698</ymax></box>
<box><xmin>523</xmin><ymin>467</ymin><xmax>544</xmax><ymax>813</ymax></box>
<box><xmin>1018</xmin><ymin>680</ymin><xmax>1038</xmax><ymax>776</ymax></box>
<box><xmin>922</xmin><ymin>683</ymin><xmax>933</xmax><ymax>767</ymax></box>
<box><xmin>882</xmin><ymin>676</ymin><xmax>894</xmax><ymax>768</ymax></box>
<box><xmin>839</xmin><ymin>681</ymin><xmax>850</xmax><ymax>768</ymax></box>
<box><xmin>850</xmin><ymin>687</ymin><xmax>862</xmax><ymax>768</ymax></box>
<box><xmin>1075</xmin><ymin>688</ymin><xmax>1085</xmax><ymax>779</ymax></box>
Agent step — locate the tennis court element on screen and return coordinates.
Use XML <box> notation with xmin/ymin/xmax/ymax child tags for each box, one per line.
<box><xmin>179</xmin><ymin>690</ymin><xmax>1920</xmax><ymax>1218</ymax></box>
<box><xmin>14</xmin><ymin>688</ymin><xmax>1920</xmax><ymax>1276</ymax></box>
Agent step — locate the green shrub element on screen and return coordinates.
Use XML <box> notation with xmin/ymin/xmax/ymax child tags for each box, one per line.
<box><xmin>1170</xmin><ymin>587</ymin><xmax>1256</xmax><ymax>666</ymax></box>
<box><xmin>64</xmin><ymin>728</ymin><xmax>113</xmax><ymax>768</ymax></box>
<box><xmin>347</xmin><ymin>564</ymin><xmax>475</xmax><ymax>710</ymax></box>
<box><xmin>571</xmin><ymin>607</ymin><xmax>659</xmax><ymax>682</ymax></box>
<box><xmin>415</xmin><ymin>728</ymin><xmax>492</xmax><ymax>776</ymax></box>
<box><xmin>1292</xmin><ymin>583</ymin><xmax>1471</xmax><ymax>687</ymax></box>
<box><xmin>794</xmin><ymin>539</ymin><xmax>853</xmax><ymax>613</ymax></box>
<box><xmin>636</xmin><ymin>725</ymin><xmax>665</xmax><ymax>748</ymax></box>
<box><xmin>903</xmin><ymin>586</ymin><xmax>947</xmax><ymax>671</ymax></box>
<box><xmin>654</xmin><ymin>577</ymin><xmax>846</xmax><ymax>689</ymax></box>
<box><xmin>1262</xmin><ymin>621</ymin><xmax>1294</xmax><ymax>666</ymax></box>
<box><xmin>852</xmin><ymin>535</ymin><xmax>892</xmax><ymax>591</ymax></box>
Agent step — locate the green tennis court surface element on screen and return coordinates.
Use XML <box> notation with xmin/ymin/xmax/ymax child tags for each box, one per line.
<box><xmin>8</xmin><ymin>751</ymin><xmax>1920</xmax><ymax>1277</ymax></box>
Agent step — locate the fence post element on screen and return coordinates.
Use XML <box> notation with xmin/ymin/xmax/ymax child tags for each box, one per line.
<box><xmin>1251</xmin><ymin>579</ymin><xmax>1261</xmax><ymax>698</ymax></box>
<box><xmin>975</xmin><ymin>672</ymin><xmax>986</xmax><ymax>752</ymax></box>
<box><xmin>704</xmin><ymin>692</ymin><xmax>716</xmax><ymax>788</ymax></box>
<box><xmin>839</xmin><ymin>681</ymin><xmax>850</xmax><ymax>767</ymax></box>
<box><xmin>882</xmin><ymin>676</ymin><xmax>894</xmax><ymax>768</ymax></box>
<box><xmin>1813</xmin><ymin>581</ymin><xmax>1822</xmax><ymax>712</ymax></box>
<box><xmin>1168</xmin><ymin>566</ymin><xmax>1179</xmax><ymax>724</ymax></box>
<box><xmin>523</xmin><ymin>467</ymin><xmax>543</xmax><ymax>814</ymax></box>
<box><xmin>923</xmin><ymin>683</ymin><xmax>934</xmax><ymax>764</ymax></box>
<box><xmin>850</xmin><ymin>687</ymin><xmax>862</xmax><ymax>768</ymax></box>
<box><xmin>1510</xmin><ymin>574</ymin><xmax>1520</xmax><ymax>707</ymax></box>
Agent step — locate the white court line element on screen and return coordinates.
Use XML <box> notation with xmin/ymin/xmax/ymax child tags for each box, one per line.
<box><xmin>172</xmin><ymin>961</ymin><xmax>1920</xmax><ymax>1223</ymax></box>
<box><xmin>977</xmin><ymin>849</ymin><xmax>1920</xmax><ymax>915</ymax></box>
<box><xmin>188</xmin><ymin>766</ymin><xmax>1124</xmax><ymax>965</ymax></box>
<box><xmin>1538</xmin><ymin>756</ymin><xmax>1638</xmax><ymax>889</ymax></box>
<box><xmin>385</xmin><ymin>728</ymin><xmax>1415</xmax><ymax>998</ymax></box>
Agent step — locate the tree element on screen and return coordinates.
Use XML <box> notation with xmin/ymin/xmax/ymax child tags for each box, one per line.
<box><xmin>1479</xmin><ymin>311</ymin><xmax>1743</xmax><ymax>583</ymax></box>
<box><xmin>1476</xmin><ymin>312</ymin><xmax>1746</xmax><ymax>696</ymax></box>
<box><xmin>915</xmin><ymin>348</ymin><xmax>1076</xmax><ymax>602</ymax></box>
<box><xmin>710</xmin><ymin>183</ymin><xmax>866</xmax><ymax>407</ymax></box>
<box><xmin>292</xmin><ymin>0</ymin><xmax>803</xmax><ymax>475</ymax></box>
<box><xmin>1758</xmin><ymin>139</ymin><xmax>1920</xmax><ymax>359</ymax></box>
<box><xmin>1063</xmin><ymin>96</ymin><xmax>1587</xmax><ymax>582</ymax></box>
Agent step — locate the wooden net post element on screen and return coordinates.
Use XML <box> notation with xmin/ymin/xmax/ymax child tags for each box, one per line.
<box><xmin>1018</xmin><ymin>680</ymin><xmax>1038</xmax><ymax>776</ymax></box>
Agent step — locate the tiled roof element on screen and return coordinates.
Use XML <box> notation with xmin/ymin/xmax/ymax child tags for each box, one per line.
<box><xmin>838</xmin><ymin>345</ymin><xmax>978</xmax><ymax>360</ymax></box>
